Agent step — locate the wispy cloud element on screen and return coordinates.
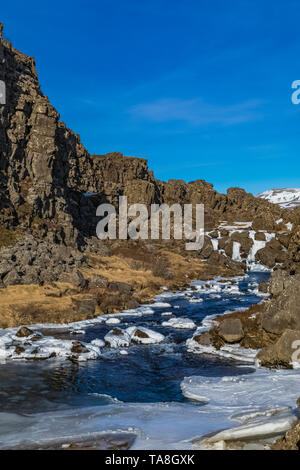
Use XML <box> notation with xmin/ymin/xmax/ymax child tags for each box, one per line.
<box><xmin>128</xmin><ymin>98</ymin><xmax>263</xmax><ymax>126</ymax></box>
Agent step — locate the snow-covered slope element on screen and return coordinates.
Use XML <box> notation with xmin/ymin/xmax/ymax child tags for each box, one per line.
<box><xmin>257</xmin><ymin>188</ymin><xmax>300</xmax><ymax>209</ymax></box>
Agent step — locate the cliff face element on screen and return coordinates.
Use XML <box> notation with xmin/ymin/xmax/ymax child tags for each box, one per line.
<box><xmin>0</xmin><ymin>25</ymin><xmax>166</xmax><ymax>244</ymax></box>
<box><xmin>0</xmin><ymin>23</ymin><xmax>91</xmax><ymax>244</ymax></box>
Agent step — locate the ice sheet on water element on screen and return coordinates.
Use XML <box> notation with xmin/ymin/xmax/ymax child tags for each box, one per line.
<box><xmin>147</xmin><ymin>302</ymin><xmax>172</xmax><ymax>308</ymax></box>
<box><xmin>181</xmin><ymin>368</ymin><xmax>300</xmax><ymax>446</ymax></box>
<box><xmin>2</xmin><ymin>369</ymin><xmax>299</xmax><ymax>450</ymax></box>
<box><xmin>181</xmin><ymin>369</ymin><xmax>300</xmax><ymax>408</ymax></box>
<box><xmin>186</xmin><ymin>339</ymin><xmax>257</xmax><ymax>364</ymax></box>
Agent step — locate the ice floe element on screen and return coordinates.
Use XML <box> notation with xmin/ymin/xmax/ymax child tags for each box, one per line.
<box><xmin>104</xmin><ymin>326</ymin><xmax>165</xmax><ymax>348</ymax></box>
<box><xmin>105</xmin><ymin>318</ymin><xmax>121</xmax><ymax>325</ymax></box>
<box><xmin>162</xmin><ymin>317</ymin><xmax>196</xmax><ymax>329</ymax></box>
<box><xmin>186</xmin><ymin>339</ymin><xmax>257</xmax><ymax>364</ymax></box>
<box><xmin>0</xmin><ymin>329</ymin><xmax>102</xmax><ymax>362</ymax></box>
<box><xmin>181</xmin><ymin>368</ymin><xmax>300</xmax><ymax>447</ymax></box>
<box><xmin>2</xmin><ymin>369</ymin><xmax>299</xmax><ymax>450</ymax></box>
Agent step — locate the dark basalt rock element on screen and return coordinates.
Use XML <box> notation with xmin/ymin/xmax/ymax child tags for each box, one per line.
<box><xmin>193</xmin><ymin>331</ymin><xmax>213</xmax><ymax>346</ymax></box>
<box><xmin>199</xmin><ymin>236</ymin><xmax>214</xmax><ymax>259</ymax></box>
<box><xmin>111</xmin><ymin>328</ymin><xmax>123</xmax><ymax>336</ymax></box>
<box><xmin>255</xmin><ymin>232</ymin><xmax>266</xmax><ymax>241</ymax></box>
<box><xmin>15</xmin><ymin>326</ymin><xmax>34</xmax><ymax>337</ymax></box>
<box><xmin>108</xmin><ymin>281</ymin><xmax>132</xmax><ymax>294</ymax></box>
<box><xmin>88</xmin><ymin>274</ymin><xmax>108</xmax><ymax>289</ymax></box>
<box><xmin>259</xmin><ymin>271</ymin><xmax>300</xmax><ymax>337</ymax></box>
<box><xmin>255</xmin><ymin>246</ymin><xmax>277</xmax><ymax>269</ymax></box>
<box><xmin>15</xmin><ymin>345</ymin><xmax>25</xmax><ymax>354</ymax></box>
<box><xmin>133</xmin><ymin>329</ymin><xmax>149</xmax><ymax>339</ymax></box>
<box><xmin>71</xmin><ymin>341</ymin><xmax>89</xmax><ymax>354</ymax></box>
<box><xmin>257</xmin><ymin>329</ymin><xmax>300</xmax><ymax>368</ymax></box>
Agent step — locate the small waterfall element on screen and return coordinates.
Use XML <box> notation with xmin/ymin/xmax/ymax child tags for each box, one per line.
<box><xmin>211</xmin><ymin>239</ymin><xmax>219</xmax><ymax>251</ymax></box>
<box><xmin>232</xmin><ymin>242</ymin><xmax>242</xmax><ymax>262</ymax></box>
<box><xmin>246</xmin><ymin>231</ymin><xmax>275</xmax><ymax>271</ymax></box>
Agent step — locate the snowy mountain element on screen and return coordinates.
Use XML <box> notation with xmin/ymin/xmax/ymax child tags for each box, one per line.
<box><xmin>257</xmin><ymin>188</ymin><xmax>300</xmax><ymax>209</ymax></box>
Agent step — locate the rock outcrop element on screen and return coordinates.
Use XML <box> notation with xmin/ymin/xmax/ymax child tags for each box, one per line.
<box><xmin>1</xmin><ymin>21</ymin><xmax>300</xmax><ymax>296</ymax></box>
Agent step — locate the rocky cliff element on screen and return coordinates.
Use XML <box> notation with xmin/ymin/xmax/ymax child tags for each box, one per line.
<box><xmin>1</xmin><ymin>22</ymin><xmax>300</xmax><ymax>289</ymax></box>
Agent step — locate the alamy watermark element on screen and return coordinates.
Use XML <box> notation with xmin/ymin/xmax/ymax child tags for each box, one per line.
<box><xmin>291</xmin><ymin>80</ymin><xmax>300</xmax><ymax>104</ymax></box>
<box><xmin>0</xmin><ymin>80</ymin><xmax>6</xmax><ymax>105</ymax></box>
<box><xmin>96</xmin><ymin>196</ymin><xmax>205</xmax><ymax>251</ymax></box>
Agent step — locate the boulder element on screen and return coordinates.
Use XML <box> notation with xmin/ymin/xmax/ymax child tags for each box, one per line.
<box><xmin>15</xmin><ymin>326</ymin><xmax>34</xmax><ymax>338</ymax></box>
<box><xmin>266</xmin><ymin>238</ymin><xmax>283</xmax><ymax>251</ymax></box>
<box><xmin>277</xmin><ymin>233</ymin><xmax>291</xmax><ymax>249</ymax></box>
<box><xmin>131</xmin><ymin>329</ymin><xmax>150</xmax><ymax>344</ymax></box>
<box><xmin>257</xmin><ymin>329</ymin><xmax>300</xmax><ymax>368</ymax></box>
<box><xmin>199</xmin><ymin>236</ymin><xmax>213</xmax><ymax>259</ymax></box>
<box><xmin>255</xmin><ymin>232</ymin><xmax>266</xmax><ymax>241</ymax></box>
<box><xmin>59</xmin><ymin>270</ymin><xmax>87</xmax><ymax>289</ymax></box>
<box><xmin>218</xmin><ymin>318</ymin><xmax>244</xmax><ymax>343</ymax></box>
<box><xmin>71</xmin><ymin>341</ymin><xmax>89</xmax><ymax>354</ymax></box>
<box><xmin>73</xmin><ymin>297</ymin><xmax>97</xmax><ymax>316</ymax></box>
<box><xmin>261</xmin><ymin>276</ymin><xmax>300</xmax><ymax>334</ymax></box>
<box><xmin>88</xmin><ymin>275</ymin><xmax>108</xmax><ymax>289</ymax></box>
<box><xmin>255</xmin><ymin>246</ymin><xmax>276</xmax><ymax>268</ymax></box>
<box><xmin>193</xmin><ymin>331</ymin><xmax>213</xmax><ymax>346</ymax></box>
<box><xmin>252</xmin><ymin>213</ymin><xmax>277</xmax><ymax>231</ymax></box>
<box><xmin>108</xmin><ymin>281</ymin><xmax>132</xmax><ymax>294</ymax></box>
<box><xmin>3</xmin><ymin>269</ymin><xmax>22</xmax><ymax>286</ymax></box>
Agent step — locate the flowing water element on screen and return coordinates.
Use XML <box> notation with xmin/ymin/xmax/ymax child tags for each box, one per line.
<box><xmin>0</xmin><ymin>272</ymin><xmax>299</xmax><ymax>449</ymax></box>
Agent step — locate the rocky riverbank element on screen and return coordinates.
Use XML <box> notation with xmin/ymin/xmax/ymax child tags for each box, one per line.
<box><xmin>186</xmin><ymin>269</ymin><xmax>300</xmax><ymax>450</ymax></box>
<box><xmin>191</xmin><ymin>269</ymin><xmax>300</xmax><ymax>368</ymax></box>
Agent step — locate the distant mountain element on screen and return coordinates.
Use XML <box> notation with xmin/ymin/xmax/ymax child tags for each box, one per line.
<box><xmin>257</xmin><ymin>188</ymin><xmax>300</xmax><ymax>208</ymax></box>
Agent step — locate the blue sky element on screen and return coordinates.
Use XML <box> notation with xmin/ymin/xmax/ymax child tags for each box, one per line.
<box><xmin>2</xmin><ymin>0</ymin><xmax>300</xmax><ymax>194</ymax></box>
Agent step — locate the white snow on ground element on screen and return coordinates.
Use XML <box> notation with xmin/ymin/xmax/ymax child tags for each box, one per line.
<box><xmin>257</xmin><ymin>188</ymin><xmax>300</xmax><ymax>209</ymax></box>
<box><xmin>104</xmin><ymin>326</ymin><xmax>165</xmax><ymax>348</ymax></box>
<box><xmin>186</xmin><ymin>339</ymin><xmax>257</xmax><ymax>364</ymax></box>
<box><xmin>162</xmin><ymin>317</ymin><xmax>196</xmax><ymax>329</ymax></box>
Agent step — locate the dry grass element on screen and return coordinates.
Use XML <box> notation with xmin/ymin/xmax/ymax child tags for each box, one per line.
<box><xmin>0</xmin><ymin>283</ymin><xmax>101</xmax><ymax>328</ymax></box>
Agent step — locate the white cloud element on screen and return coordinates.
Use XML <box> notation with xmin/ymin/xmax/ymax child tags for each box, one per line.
<box><xmin>128</xmin><ymin>97</ymin><xmax>263</xmax><ymax>126</ymax></box>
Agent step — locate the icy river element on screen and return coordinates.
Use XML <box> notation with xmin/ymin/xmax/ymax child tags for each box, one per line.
<box><xmin>0</xmin><ymin>272</ymin><xmax>299</xmax><ymax>450</ymax></box>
